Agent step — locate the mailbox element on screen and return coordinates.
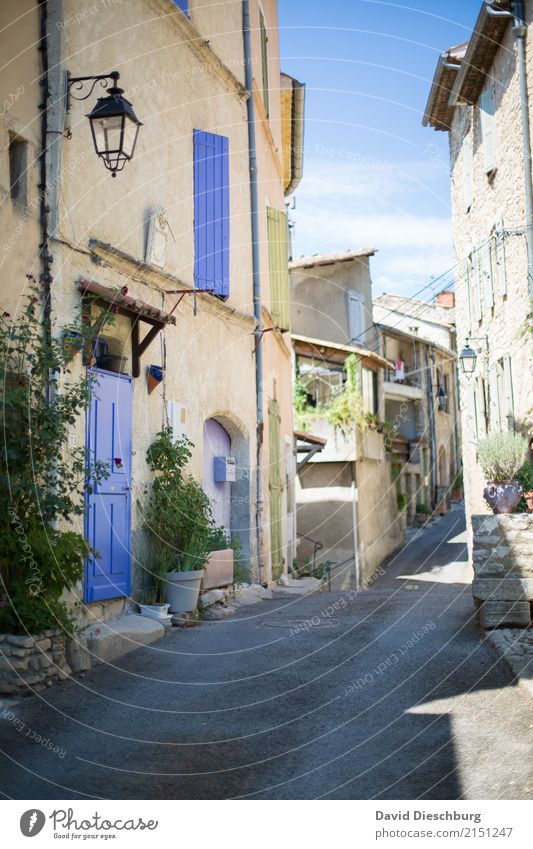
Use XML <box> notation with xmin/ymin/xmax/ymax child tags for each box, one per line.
<box><xmin>214</xmin><ymin>456</ymin><xmax>236</xmax><ymax>482</ymax></box>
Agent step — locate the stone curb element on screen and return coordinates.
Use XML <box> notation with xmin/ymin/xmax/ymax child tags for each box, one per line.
<box><xmin>485</xmin><ymin>629</ymin><xmax>533</xmax><ymax>698</ymax></box>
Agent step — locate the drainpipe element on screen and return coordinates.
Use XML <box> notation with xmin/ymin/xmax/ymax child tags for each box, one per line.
<box><xmin>425</xmin><ymin>348</ymin><xmax>438</xmax><ymax>503</ymax></box>
<box><xmin>243</xmin><ymin>1</ymin><xmax>264</xmax><ymax>583</ymax></box>
<box><xmin>351</xmin><ymin>466</ymin><xmax>360</xmax><ymax>589</ymax></box>
<box><xmin>38</xmin><ymin>0</ymin><xmax>52</xmax><ymax>351</ymax></box>
<box><xmin>511</xmin><ymin>1</ymin><xmax>533</xmax><ymax>300</ymax></box>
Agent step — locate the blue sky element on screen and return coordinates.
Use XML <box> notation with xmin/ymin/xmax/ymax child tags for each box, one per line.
<box><xmin>278</xmin><ymin>0</ymin><xmax>481</xmax><ymax>297</ymax></box>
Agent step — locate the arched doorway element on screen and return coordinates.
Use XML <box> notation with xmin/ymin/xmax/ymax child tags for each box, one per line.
<box><xmin>203</xmin><ymin>418</ymin><xmax>231</xmax><ymax>531</ymax></box>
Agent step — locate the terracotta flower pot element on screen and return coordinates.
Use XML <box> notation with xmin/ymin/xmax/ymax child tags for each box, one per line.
<box><xmin>483</xmin><ymin>481</ymin><xmax>522</xmax><ymax>514</ymax></box>
<box><xmin>524</xmin><ymin>491</ymin><xmax>533</xmax><ymax>513</ymax></box>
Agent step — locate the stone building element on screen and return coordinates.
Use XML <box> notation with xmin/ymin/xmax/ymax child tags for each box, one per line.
<box><xmin>424</xmin><ymin>0</ymin><xmax>533</xmax><ymax>519</ymax></box>
<box><xmin>290</xmin><ymin>251</ymin><xmax>403</xmax><ymax>589</ymax></box>
<box><xmin>373</xmin><ymin>293</ymin><xmax>461</xmax><ymax>526</ymax></box>
<box><xmin>0</xmin><ymin>0</ymin><xmax>304</xmax><ymax>643</ymax></box>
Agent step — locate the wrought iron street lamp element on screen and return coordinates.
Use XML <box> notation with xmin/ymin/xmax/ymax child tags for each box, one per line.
<box><xmin>459</xmin><ymin>336</ymin><xmax>488</xmax><ymax>376</ymax></box>
<box><xmin>66</xmin><ymin>71</ymin><xmax>142</xmax><ymax>176</ymax></box>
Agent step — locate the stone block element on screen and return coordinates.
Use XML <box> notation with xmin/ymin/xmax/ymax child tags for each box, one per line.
<box><xmin>201</xmin><ymin>604</ymin><xmax>237</xmax><ymax>621</ymax></box>
<box><xmin>6</xmin><ymin>635</ymin><xmax>34</xmax><ymax>648</ymax></box>
<box><xmin>479</xmin><ymin>600</ymin><xmax>531</xmax><ymax>629</ymax></box>
<box><xmin>472</xmin><ymin>576</ymin><xmax>533</xmax><ymax>601</ymax></box>
<box><xmin>85</xmin><ymin>615</ymin><xmax>165</xmax><ymax>665</ymax></box>
<box><xmin>198</xmin><ymin>589</ymin><xmax>225</xmax><ymax>609</ymax></box>
<box><xmin>66</xmin><ymin>636</ymin><xmax>92</xmax><ymax>673</ymax></box>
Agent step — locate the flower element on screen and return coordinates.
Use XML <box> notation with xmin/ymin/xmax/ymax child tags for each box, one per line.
<box><xmin>113</xmin><ymin>457</ymin><xmax>123</xmax><ymax>468</ymax></box>
<box><xmin>121</xmin><ymin>285</ymin><xmax>128</xmax><ymax>295</ymax></box>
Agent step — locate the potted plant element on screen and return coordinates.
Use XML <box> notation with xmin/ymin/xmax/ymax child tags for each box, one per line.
<box><xmin>143</xmin><ymin>429</ymin><xmax>215</xmax><ymax>615</ymax></box>
<box><xmin>516</xmin><ymin>461</ymin><xmax>533</xmax><ymax>512</ymax></box>
<box><xmin>477</xmin><ymin>432</ymin><xmax>528</xmax><ymax>514</ymax></box>
<box><xmin>137</xmin><ymin>559</ymin><xmax>171</xmax><ymax>621</ymax></box>
<box><xmin>162</xmin><ymin>533</ymin><xmax>212</xmax><ymax>614</ymax></box>
<box><xmin>451</xmin><ymin>470</ymin><xmax>463</xmax><ymax>501</ymax></box>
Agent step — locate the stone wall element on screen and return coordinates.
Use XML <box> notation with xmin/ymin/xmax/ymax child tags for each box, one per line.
<box><xmin>0</xmin><ymin>632</ymin><xmax>71</xmax><ymax>696</ymax></box>
<box><xmin>471</xmin><ymin>514</ymin><xmax>533</xmax><ymax>629</ymax></box>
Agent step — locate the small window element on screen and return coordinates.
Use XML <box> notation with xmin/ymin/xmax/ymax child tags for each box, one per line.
<box><xmin>347</xmin><ymin>293</ymin><xmax>364</xmax><ymax>344</ymax></box>
<box><xmin>361</xmin><ymin>367</ymin><xmax>376</xmax><ymax>415</ymax></box>
<box><xmin>8</xmin><ymin>134</ymin><xmax>28</xmax><ymax>206</ymax></box>
<box><xmin>479</xmin><ymin>84</ymin><xmax>496</xmax><ymax>174</ymax></box>
<box><xmin>260</xmin><ymin>10</ymin><xmax>269</xmax><ymax>117</ymax></box>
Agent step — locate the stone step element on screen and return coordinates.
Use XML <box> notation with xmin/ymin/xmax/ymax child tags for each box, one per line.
<box><xmin>479</xmin><ymin>600</ymin><xmax>531</xmax><ymax>629</ymax></box>
<box><xmin>85</xmin><ymin>615</ymin><xmax>165</xmax><ymax>665</ymax></box>
<box><xmin>472</xmin><ymin>577</ymin><xmax>533</xmax><ymax>601</ymax></box>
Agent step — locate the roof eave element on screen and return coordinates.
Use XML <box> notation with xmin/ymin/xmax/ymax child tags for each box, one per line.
<box><xmin>449</xmin><ymin>2</ymin><xmax>512</xmax><ymax>106</ymax></box>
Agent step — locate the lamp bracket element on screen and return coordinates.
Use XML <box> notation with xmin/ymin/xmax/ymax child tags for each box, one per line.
<box><xmin>66</xmin><ymin>70</ymin><xmax>120</xmax><ymax>105</ymax></box>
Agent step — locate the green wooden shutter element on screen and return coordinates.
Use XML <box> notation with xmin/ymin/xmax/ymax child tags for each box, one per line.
<box><xmin>268</xmin><ymin>398</ymin><xmax>284</xmax><ymax>580</ymax></box>
<box><xmin>267</xmin><ymin>207</ymin><xmax>290</xmax><ymax>331</ymax></box>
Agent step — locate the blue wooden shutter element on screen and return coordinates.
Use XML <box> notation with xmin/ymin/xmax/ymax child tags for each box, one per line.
<box><xmin>173</xmin><ymin>0</ymin><xmax>188</xmax><ymax>13</ymax></box>
<box><xmin>194</xmin><ymin>129</ymin><xmax>230</xmax><ymax>299</ymax></box>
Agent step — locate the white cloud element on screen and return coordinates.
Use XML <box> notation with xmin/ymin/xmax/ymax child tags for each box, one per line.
<box><xmin>291</xmin><ymin>156</ymin><xmax>454</xmax><ymax>296</ymax></box>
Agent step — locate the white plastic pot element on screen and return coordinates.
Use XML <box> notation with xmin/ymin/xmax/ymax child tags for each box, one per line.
<box><xmin>138</xmin><ymin>603</ymin><xmax>170</xmax><ymax>621</ymax></box>
<box><xmin>163</xmin><ymin>570</ymin><xmax>204</xmax><ymax>613</ymax></box>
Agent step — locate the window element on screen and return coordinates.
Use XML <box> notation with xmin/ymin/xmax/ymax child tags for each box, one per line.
<box><xmin>480</xmin><ymin>236</ymin><xmax>494</xmax><ymax>310</ymax></box>
<box><xmin>479</xmin><ymin>84</ymin><xmax>496</xmax><ymax>173</ymax></box>
<box><xmin>297</xmin><ymin>356</ymin><xmax>343</xmax><ymax>407</ymax></box>
<box><xmin>8</xmin><ymin>133</ymin><xmax>28</xmax><ymax>206</ymax></box>
<box><xmin>347</xmin><ymin>292</ymin><xmax>364</xmax><ymax>344</ymax></box>
<box><xmin>361</xmin><ymin>367</ymin><xmax>377</xmax><ymax>415</ymax></box>
<box><xmin>494</xmin><ymin>217</ymin><xmax>506</xmax><ymax>296</ymax></box>
<box><xmin>259</xmin><ymin>10</ymin><xmax>269</xmax><ymax>117</ymax></box>
<box><xmin>496</xmin><ymin>356</ymin><xmax>514</xmax><ymax>430</ymax></box>
<box><xmin>462</xmin><ymin>135</ymin><xmax>472</xmax><ymax>212</ymax></box>
<box><xmin>471</xmin><ymin>245</ymin><xmax>482</xmax><ymax>322</ymax></box>
<box><xmin>193</xmin><ymin>129</ymin><xmax>230</xmax><ymax>299</ymax></box>
<box><xmin>267</xmin><ymin>206</ymin><xmax>290</xmax><ymax>330</ymax></box>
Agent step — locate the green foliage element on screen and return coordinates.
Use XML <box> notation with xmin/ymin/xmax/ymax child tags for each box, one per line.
<box><xmin>325</xmin><ymin>354</ymin><xmax>365</xmax><ymax>434</ymax></box>
<box><xmin>397</xmin><ymin>492</ymin><xmax>407</xmax><ymax>512</ymax></box>
<box><xmin>143</xmin><ymin>429</ymin><xmax>216</xmax><ymax>573</ymax></box>
<box><xmin>452</xmin><ymin>470</ymin><xmax>464</xmax><ymax>490</ymax></box>
<box><xmin>477</xmin><ymin>432</ymin><xmax>529</xmax><ymax>483</ymax></box>
<box><xmin>416</xmin><ymin>502</ymin><xmax>432</xmax><ymax>515</ymax></box>
<box><xmin>0</xmin><ymin>284</ymin><xmax>109</xmax><ymax>634</ymax></box>
<box><xmin>514</xmin><ymin>461</ymin><xmax>533</xmax><ymax>513</ymax></box>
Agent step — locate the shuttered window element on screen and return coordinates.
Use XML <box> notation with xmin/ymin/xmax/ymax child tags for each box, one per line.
<box><xmin>479</xmin><ymin>84</ymin><xmax>496</xmax><ymax>173</ymax></box>
<box><xmin>173</xmin><ymin>0</ymin><xmax>188</xmax><ymax>13</ymax></box>
<box><xmin>194</xmin><ymin>129</ymin><xmax>230</xmax><ymax>299</ymax></box>
<box><xmin>471</xmin><ymin>245</ymin><xmax>482</xmax><ymax>322</ymax></box>
<box><xmin>260</xmin><ymin>10</ymin><xmax>269</xmax><ymax>117</ymax></box>
<box><xmin>267</xmin><ymin>207</ymin><xmax>290</xmax><ymax>330</ymax></box>
<box><xmin>463</xmin><ymin>136</ymin><xmax>473</xmax><ymax>212</ymax></box>
<box><xmin>347</xmin><ymin>292</ymin><xmax>364</xmax><ymax>344</ymax></box>
<box><xmin>480</xmin><ymin>237</ymin><xmax>494</xmax><ymax>310</ymax></box>
<box><xmin>494</xmin><ymin>217</ymin><xmax>506</xmax><ymax>296</ymax></box>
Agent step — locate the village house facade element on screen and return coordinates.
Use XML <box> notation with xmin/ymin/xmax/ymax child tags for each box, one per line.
<box><xmin>373</xmin><ymin>293</ymin><xmax>461</xmax><ymax>526</ymax></box>
<box><xmin>424</xmin><ymin>0</ymin><xmax>533</xmax><ymax>520</ymax></box>
<box><xmin>0</xmin><ymin>0</ymin><xmax>303</xmax><ymax>641</ymax></box>
<box><xmin>290</xmin><ymin>250</ymin><xmax>402</xmax><ymax>589</ymax></box>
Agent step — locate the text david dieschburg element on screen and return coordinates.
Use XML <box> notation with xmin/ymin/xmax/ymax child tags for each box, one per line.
<box><xmin>376</xmin><ymin>810</ymin><xmax>481</xmax><ymax>824</ymax></box>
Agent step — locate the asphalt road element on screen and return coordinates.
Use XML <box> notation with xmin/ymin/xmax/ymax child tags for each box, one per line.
<box><xmin>1</xmin><ymin>508</ymin><xmax>531</xmax><ymax>800</ymax></box>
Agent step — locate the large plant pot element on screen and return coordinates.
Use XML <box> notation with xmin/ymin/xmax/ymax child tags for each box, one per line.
<box><xmin>524</xmin><ymin>491</ymin><xmax>533</xmax><ymax>513</ymax></box>
<box><xmin>202</xmin><ymin>549</ymin><xmax>234</xmax><ymax>591</ymax></box>
<box><xmin>483</xmin><ymin>481</ymin><xmax>522</xmax><ymax>514</ymax></box>
<box><xmin>163</xmin><ymin>570</ymin><xmax>204</xmax><ymax>613</ymax></box>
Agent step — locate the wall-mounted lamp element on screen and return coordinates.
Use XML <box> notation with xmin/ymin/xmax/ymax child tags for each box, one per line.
<box><xmin>66</xmin><ymin>71</ymin><xmax>142</xmax><ymax>176</ymax></box>
<box><xmin>436</xmin><ymin>385</ymin><xmax>448</xmax><ymax>411</ymax></box>
<box><xmin>458</xmin><ymin>336</ymin><xmax>488</xmax><ymax>376</ymax></box>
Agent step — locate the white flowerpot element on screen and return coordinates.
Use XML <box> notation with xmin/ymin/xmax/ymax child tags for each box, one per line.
<box><xmin>163</xmin><ymin>570</ymin><xmax>204</xmax><ymax>613</ymax></box>
<box><xmin>138</xmin><ymin>603</ymin><xmax>171</xmax><ymax>621</ymax></box>
<box><xmin>202</xmin><ymin>549</ymin><xmax>234</xmax><ymax>591</ymax></box>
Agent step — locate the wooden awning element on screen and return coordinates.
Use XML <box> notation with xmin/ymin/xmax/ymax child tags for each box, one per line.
<box><xmin>77</xmin><ymin>279</ymin><xmax>176</xmax><ymax>378</ymax></box>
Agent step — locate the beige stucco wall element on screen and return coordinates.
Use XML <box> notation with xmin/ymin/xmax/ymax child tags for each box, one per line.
<box><xmin>447</xmin><ymin>8</ymin><xmax>533</xmax><ymax>519</ymax></box>
<box><xmin>290</xmin><ymin>256</ymin><xmax>374</xmax><ymax>349</ymax></box>
<box><xmin>0</xmin><ymin>0</ymin><xmax>41</xmax><ymax>310</ymax></box>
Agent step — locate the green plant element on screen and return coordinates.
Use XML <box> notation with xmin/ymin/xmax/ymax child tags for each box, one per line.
<box><xmin>452</xmin><ymin>470</ymin><xmax>463</xmax><ymax>490</ymax></box>
<box><xmin>477</xmin><ymin>432</ymin><xmax>529</xmax><ymax>483</ymax></box>
<box><xmin>0</xmin><ymin>284</ymin><xmax>110</xmax><ymax>634</ymax></box>
<box><xmin>514</xmin><ymin>461</ymin><xmax>533</xmax><ymax>513</ymax></box>
<box><xmin>326</xmin><ymin>354</ymin><xmax>365</xmax><ymax>434</ymax></box>
<box><xmin>416</xmin><ymin>502</ymin><xmax>432</xmax><ymax>515</ymax></box>
<box><xmin>397</xmin><ymin>492</ymin><xmax>407</xmax><ymax>512</ymax></box>
<box><xmin>143</xmin><ymin>429</ymin><xmax>215</xmax><ymax>573</ymax></box>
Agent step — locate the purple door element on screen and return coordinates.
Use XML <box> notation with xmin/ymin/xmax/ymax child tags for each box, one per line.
<box><xmin>85</xmin><ymin>369</ymin><xmax>132</xmax><ymax>602</ymax></box>
<box><xmin>203</xmin><ymin>419</ymin><xmax>231</xmax><ymax>531</ymax></box>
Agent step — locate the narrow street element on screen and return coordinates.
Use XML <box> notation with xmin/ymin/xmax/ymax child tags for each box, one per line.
<box><xmin>1</xmin><ymin>508</ymin><xmax>531</xmax><ymax>801</ymax></box>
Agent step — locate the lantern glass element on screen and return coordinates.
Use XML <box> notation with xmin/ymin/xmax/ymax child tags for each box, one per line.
<box><xmin>87</xmin><ymin>90</ymin><xmax>142</xmax><ymax>175</ymax></box>
<box><xmin>459</xmin><ymin>345</ymin><xmax>477</xmax><ymax>375</ymax></box>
